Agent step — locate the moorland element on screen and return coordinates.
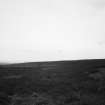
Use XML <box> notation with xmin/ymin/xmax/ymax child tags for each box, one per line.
<box><xmin>0</xmin><ymin>59</ymin><xmax>105</xmax><ymax>105</ymax></box>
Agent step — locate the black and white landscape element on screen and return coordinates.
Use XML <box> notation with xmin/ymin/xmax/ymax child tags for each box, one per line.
<box><xmin>0</xmin><ymin>59</ymin><xmax>105</xmax><ymax>105</ymax></box>
<box><xmin>0</xmin><ymin>0</ymin><xmax>105</xmax><ymax>104</ymax></box>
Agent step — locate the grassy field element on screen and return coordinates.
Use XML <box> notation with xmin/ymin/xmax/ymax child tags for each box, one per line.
<box><xmin>0</xmin><ymin>59</ymin><xmax>105</xmax><ymax>105</ymax></box>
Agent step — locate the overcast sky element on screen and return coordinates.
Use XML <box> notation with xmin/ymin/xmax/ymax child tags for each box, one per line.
<box><xmin>0</xmin><ymin>0</ymin><xmax>105</xmax><ymax>63</ymax></box>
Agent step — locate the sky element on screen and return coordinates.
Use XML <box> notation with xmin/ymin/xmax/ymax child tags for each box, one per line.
<box><xmin>0</xmin><ymin>0</ymin><xmax>105</xmax><ymax>63</ymax></box>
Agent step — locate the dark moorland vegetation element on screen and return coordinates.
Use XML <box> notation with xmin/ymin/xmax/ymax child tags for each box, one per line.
<box><xmin>0</xmin><ymin>59</ymin><xmax>105</xmax><ymax>105</ymax></box>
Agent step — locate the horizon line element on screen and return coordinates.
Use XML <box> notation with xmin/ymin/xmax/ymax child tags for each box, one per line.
<box><xmin>0</xmin><ymin>58</ymin><xmax>105</xmax><ymax>65</ymax></box>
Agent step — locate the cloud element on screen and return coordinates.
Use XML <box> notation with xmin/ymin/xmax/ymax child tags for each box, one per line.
<box><xmin>85</xmin><ymin>0</ymin><xmax>105</xmax><ymax>10</ymax></box>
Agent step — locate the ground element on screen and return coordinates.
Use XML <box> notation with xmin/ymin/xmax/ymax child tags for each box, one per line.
<box><xmin>0</xmin><ymin>59</ymin><xmax>105</xmax><ymax>105</ymax></box>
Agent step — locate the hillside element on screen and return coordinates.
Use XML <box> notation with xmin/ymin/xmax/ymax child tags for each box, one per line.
<box><xmin>0</xmin><ymin>59</ymin><xmax>105</xmax><ymax>105</ymax></box>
